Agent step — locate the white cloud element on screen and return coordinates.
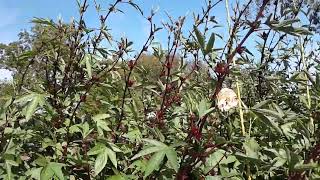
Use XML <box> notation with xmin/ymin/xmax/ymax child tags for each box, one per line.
<box><xmin>0</xmin><ymin>69</ymin><xmax>13</xmax><ymax>81</ymax></box>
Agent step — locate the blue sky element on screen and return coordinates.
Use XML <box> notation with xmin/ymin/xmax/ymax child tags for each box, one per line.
<box><xmin>0</xmin><ymin>0</ymin><xmax>228</xmax><ymax>45</ymax></box>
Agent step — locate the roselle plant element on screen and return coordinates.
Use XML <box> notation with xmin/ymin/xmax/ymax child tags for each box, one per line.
<box><xmin>0</xmin><ymin>0</ymin><xmax>320</xmax><ymax>179</ymax></box>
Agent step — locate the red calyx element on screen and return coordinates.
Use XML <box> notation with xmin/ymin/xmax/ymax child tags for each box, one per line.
<box><xmin>214</xmin><ymin>63</ymin><xmax>227</xmax><ymax>75</ymax></box>
<box><xmin>80</xmin><ymin>95</ymin><xmax>87</xmax><ymax>102</ymax></box>
<box><xmin>156</xmin><ymin>110</ymin><xmax>164</xmax><ymax>120</ymax></box>
<box><xmin>189</xmin><ymin>113</ymin><xmax>196</xmax><ymax>121</ymax></box>
<box><xmin>128</xmin><ymin>80</ymin><xmax>134</xmax><ymax>87</ymax></box>
<box><xmin>166</xmin><ymin>84</ymin><xmax>173</xmax><ymax>93</ymax></box>
<box><xmin>174</xmin><ymin>94</ymin><xmax>181</xmax><ymax>103</ymax></box>
<box><xmin>128</xmin><ymin>60</ymin><xmax>135</xmax><ymax>70</ymax></box>
<box><xmin>166</xmin><ymin>61</ymin><xmax>173</xmax><ymax>69</ymax></box>
<box><xmin>236</xmin><ymin>46</ymin><xmax>245</xmax><ymax>54</ymax></box>
<box><xmin>191</xmin><ymin>125</ymin><xmax>202</xmax><ymax>141</ymax></box>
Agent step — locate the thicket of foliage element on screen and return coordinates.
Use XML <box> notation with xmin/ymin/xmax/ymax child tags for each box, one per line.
<box><xmin>0</xmin><ymin>0</ymin><xmax>320</xmax><ymax>179</ymax></box>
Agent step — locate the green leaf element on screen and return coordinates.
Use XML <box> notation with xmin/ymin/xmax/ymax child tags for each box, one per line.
<box><xmin>5</xmin><ymin>161</ymin><xmax>12</xmax><ymax>180</ymax></box>
<box><xmin>69</xmin><ymin>125</ymin><xmax>81</xmax><ymax>134</ymax></box>
<box><xmin>205</xmin><ymin>33</ymin><xmax>215</xmax><ymax>54</ymax></box>
<box><xmin>108</xmin><ymin>143</ymin><xmax>122</xmax><ymax>153</ymax></box>
<box><xmin>165</xmin><ymin>148</ymin><xmax>178</xmax><ymax>172</ymax></box>
<box><xmin>81</xmin><ymin>122</ymin><xmax>93</xmax><ymax>138</ymax></box>
<box><xmin>25</xmin><ymin>95</ymin><xmax>41</xmax><ymax>121</ymax></box>
<box><xmin>94</xmin><ymin>149</ymin><xmax>109</xmax><ymax>176</ymax></box>
<box><xmin>252</xmin><ymin>100</ymin><xmax>272</xmax><ymax>109</ymax></box>
<box><xmin>93</xmin><ymin>114</ymin><xmax>111</xmax><ymax>121</ymax></box>
<box><xmin>194</xmin><ymin>26</ymin><xmax>205</xmax><ymax>50</ymax></box>
<box><xmin>31</xmin><ymin>18</ymin><xmax>55</xmax><ymax>27</ymax></box>
<box><xmin>198</xmin><ymin>99</ymin><xmax>213</xmax><ymax>118</ymax></box>
<box><xmin>204</xmin><ymin>149</ymin><xmax>225</xmax><ymax>174</ymax></box>
<box><xmin>205</xmin><ymin>176</ymin><xmax>223</xmax><ymax>180</ymax></box>
<box><xmin>107</xmin><ymin>175</ymin><xmax>126</xmax><ymax>180</ymax></box>
<box><xmin>40</xmin><ymin>163</ymin><xmax>64</xmax><ymax>180</ymax></box>
<box><xmin>35</xmin><ymin>154</ymin><xmax>49</xmax><ymax>167</ymax></box>
<box><xmin>255</xmin><ymin>108</ymin><xmax>284</xmax><ymax>121</ymax></box>
<box><xmin>131</xmin><ymin>146</ymin><xmax>167</xmax><ymax>160</ymax></box>
<box><xmin>16</xmin><ymin>93</ymin><xmax>45</xmax><ymax>121</ymax></box>
<box><xmin>26</xmin><ymin>167</ymin><xmax>43</xmax><ymax>180</ymax></box>
<box><xmin>144</xmin><ymin>151</ymin><xmax>166</xmax><ymax>178</ymax></box>
<box><xmin>142</xmin><ymin>139</ymin><xmax>167</xmax><ymax>147</ymax></box>
<box><xmin>294</xmin><ymin>162</ymin><xmax>319</xmax><ymax>170</ymax></box>
<box><xmin>243</xmin><ymin>138</ymin><xmax>260</xmax><ymax>159</ymax></box>
<box><xmin>106</xmin><ymin>148</ymin><xmax>117</xmax><ymax>168</ymax></box>
<box><xmin>5</xmin><ymin>160</ymin><xmax>19</xmax><ymax>167</ymax></box>
<box><xmin>96</xmin><ymin>119</ymin><xmax>112</xmax><ymax>132</ymax></box>
<box><xmin>49</xmin><ymin>163</ymin><xmax>64</xmax><ymax>180</ymax></box>
<box><xmin>277</xmin><ymin>18</ymin><xmax>300</xmax><ymax>27</ymax></box>
<box><xmin>40</xmin><ymin>166</ymin><xmax>54</xmax><ymax>180</ymax></box>
<box><xmin>85</xmin><ymin>55</ymin><xmax>92</xmax><ymax>78</ymax></box>
<box><xmin>273</xmin><ymin>156</ymin><xmax>287</xmax><ymax>167</ymax></box>
<box><xmin>88</xmin><ymin>143</ymin><xmax>106</xmax><ymax>156</ymax></box>
<box><xmin>252</xmin><ymin>110</ymin><xmax>283</xmax><ymax>135</ymax></box>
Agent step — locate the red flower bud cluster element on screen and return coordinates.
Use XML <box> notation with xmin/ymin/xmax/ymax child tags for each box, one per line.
<box><xmin>214</xmin><ymin>63</ymin><xmax>228</xmax><ymax>75</ymax></box>
<box><xmin>128</xmin><ymin>60</ymin><xmax>135</xmax><ymax>70</ymax></box>
<box><xmin>236</xmin><ymin>46</ymin><xmax>245</xmax><ymax>54</ymax></box>
<box><xmin>164</xmin><ymin>94</ymin><xmax>182</xmax><ymax>107</ymax></box>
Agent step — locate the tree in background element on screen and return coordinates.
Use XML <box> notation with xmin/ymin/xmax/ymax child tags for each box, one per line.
<box><xmin>0</xmin><ymin>0</ymin><xmax>320</xmax><ymax>179</ymax></box>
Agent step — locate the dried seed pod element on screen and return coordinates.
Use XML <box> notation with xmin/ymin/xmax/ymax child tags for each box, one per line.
<box><xmin>217</xmin><ymin>88</ymin><xmax>238</xmax><ymax>112</ymax></box>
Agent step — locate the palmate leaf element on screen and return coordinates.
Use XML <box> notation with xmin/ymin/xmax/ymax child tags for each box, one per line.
<box><xmin>198</xmin><ymin>99</ymin><xmax>214</xmax><ymax>118</ymax></box>
<box><xmin>252</xmin><ymin>110</ymin><xmax>283</xmax><ymax>135</ymax></box>
<box><xmin>142</xmin><ymin>138</ymin><xmax>167</xmax><ymax>147</ymax></box>
<box><xmin>89</xmin><ymin>144</ymin><xmax>118</xmax><ymax>176</ymax></box>
<box><xmin>165</xmin><ymin>148</ymin><xmax>178</xmax><ymax>172</ymax></box>
<box><xmin>253</xmin><ymin>108</ymin><xmax>285</xmax><ymax>122</ymax></box>
<box><xmin>40</xmin><ymin>163</ymin><xmax>64</xmax><ymax>180</ymax></box>
<box><xmin>94</xmin><ymin>149</ymin><xmax>109</xmax><ymax>176</ymax></box>
<box><xmin>93</xmin><ymin>114</ymin><xmax>112</xmax><ymax>133</ymax></box>
<box><xmin>25</xmin><ymin>95</ymin><xmax>42</xmax><ymax>121</ymax></box>
<box><xmin>15</xmin><ymin>93</ymin><xmax>45</xmax><ymax>121</ymax></box>
<box><xmin>243</xmin><ymin>138</ymin><xmax>260</xmax><ymax>159</ymax></box>
<box><xmin>131</xmin><ymin>146</ymin><xmax>167</xmax><ymax>160</ymax></box>
<box><xmin>26</xmin><ymin>167</ymin><xmax>43</xmax><ymax>180</ymax></box>
<box><xmin>131</xmin><ymin>139</ymin><xmax>168</xmax><ymax>160</ymax></box>
<box><xmin>144</xmin><ymin>151</ymin><xmax>166</xmax><ymax>178</ymax></box>
<box><xmin>131</xmin><ymin>139</ymin><xmax>179</xmax><ymax>176</ymax></box>
<box><xmin>204</xmin><ymin>149</ymin><xmax>225</xmax><ymax>174</ymax></box>
<box><xmin>88</xmin><ymin>143</ymin><xmax>106</xmax><ymax>156</ymax></box>
<box><xmin>106</xmin><ymin>147</ymin><xmax>117</xmax><ymax>168</ymax></box>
